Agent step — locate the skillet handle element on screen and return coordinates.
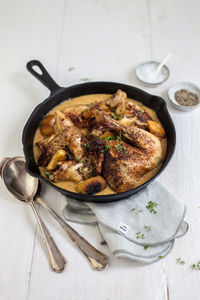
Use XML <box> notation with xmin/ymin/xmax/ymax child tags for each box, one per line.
<box><xmin>27</xmin><ymin>60</ymin><xmax>61</xmax><ymax>94</ymax></box>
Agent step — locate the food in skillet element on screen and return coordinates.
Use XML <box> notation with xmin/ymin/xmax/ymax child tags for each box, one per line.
<box><xmin>34</xmin><ymin>90</ymin><xmax>166</xmax><ymax>195</ymax></box>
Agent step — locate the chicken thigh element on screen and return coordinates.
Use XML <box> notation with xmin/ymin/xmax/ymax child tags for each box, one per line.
<box><xmin>91</xmin><ymin>107</ymin><xmax>162</xmax><ymax>192</ymax></box>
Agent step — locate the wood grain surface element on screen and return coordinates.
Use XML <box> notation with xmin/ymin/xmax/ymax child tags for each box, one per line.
<box><xmin>0</xmin><ymin>0</ymin><xmax>200</xmax><ymax>299</ymax></box>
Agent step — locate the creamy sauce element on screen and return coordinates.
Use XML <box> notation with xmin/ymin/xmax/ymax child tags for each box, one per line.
<box><xmin>33</xmin><ymin>94</ymin><xmax>167</xmax><ymax>195</ymax></box>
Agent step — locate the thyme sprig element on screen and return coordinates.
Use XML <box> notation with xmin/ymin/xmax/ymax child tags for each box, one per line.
<box><xmin>176</xmin><ymin>257</ymin><xmax>185</xmax><ymax>265</ymax></box>
<box><xmin>191</xmin><ymin>262</ymin><xmax>200</xmax><ymax>270</ymax></box>
<box><xmin>146</xmin><ymin>201</ymin><xmax>158</xmax><ymax>214</ymax></box>
<box><xmin>68</xmin><ymin>67</ymin><xmax>75</xmax><ymax>71</ymax></box>
<box><xmin>144</xmin><ymin>225</ymin><xmax>152</xmax><ymax>231</ymax></box>
<box><xmin>44</xmin><ymin>171</ymin><xmax>52</xmax><ymax>178</ymax></box>
<box><xmin>131</xmin><ymin>207</ymin><xmax>143</xmax><ymax>217</ymax></box>
<box><xmin>80</xmin><ymin>78</ymin><xmax>91</xmax><ymax>82</ymax></box>
<box><xmin>136</xmin><ymin>232</ymin><xmax>145</xmax><ymax>239</ymax></box>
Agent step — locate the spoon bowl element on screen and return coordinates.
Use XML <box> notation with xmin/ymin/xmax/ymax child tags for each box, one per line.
<box><xmin>2</xmin><ymin>157</ymin><xmax>38</xmax><ymax>201</ymax></box>
<box><xmin>1</xmin><ymin>156</ymin><xmax>67</xmax><ymax>273</ymax></box>
<box><xmin>1</xmin><ymin>156</ymin><xmax>109</xmax><ymax>270</ymax></box>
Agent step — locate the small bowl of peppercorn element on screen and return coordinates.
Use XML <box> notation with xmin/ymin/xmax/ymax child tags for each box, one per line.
<box><xmin>168</xmin><ymin>82</ymin><xmax>200</xmax><ymax>111</ymax></box>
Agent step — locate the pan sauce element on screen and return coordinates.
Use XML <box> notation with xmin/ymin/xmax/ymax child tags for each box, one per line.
<box><xmin>33</xmin><ymin>94</ymin><xmax>167</xmax><ymax>195</ymax></box>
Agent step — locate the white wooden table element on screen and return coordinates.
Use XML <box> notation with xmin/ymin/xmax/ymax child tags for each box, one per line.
<box><xmin>1</xmin><ymin>0</ymin><xmax>200</xmax><ymax>299</ymax></box>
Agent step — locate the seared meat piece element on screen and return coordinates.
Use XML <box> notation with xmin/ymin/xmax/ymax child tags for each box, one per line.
<box><xmin>91</xmin><ymin>108</ymin><xmax>162</xmax><ymax>192</ymax></box>
<box><xmin>37</xmin><ymin>111</ymin><xmax>85</xmax><ymax>166</ymax></box>
<box><xmin>49</xmin><ymin>161</ymin><xmax>83</xmax><ymax>182</ymax></box>
<box><xmin>105</xmin><ymin>89</ymin><xmax>127</xmax><ymax>108</ymax></box>
<box><xmin>49</xmin><ymin>155</ymin><xmax>98</xmax><ymax>182</ymax></box>
<box><xmin>116</xmin><ymin>101</ymin><xmax>152</xmax><ymax>130</ymax></box>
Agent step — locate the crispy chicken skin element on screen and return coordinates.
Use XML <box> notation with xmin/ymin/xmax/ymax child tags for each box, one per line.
<box><xmin>35</xmin><ymin>90</ymin><xmax>164</xmax><ymax>194</ymax></box>
<box><xmin>37</xmin><ymin>111</ymin><xmax>85</xmax><ymax>166</ymax></box>
<box><xmin>91</xmin><ymin>107</ymin><xmax>162</xmax><ymax>192</ymax></box>
<box><xmin>49</xmin><ymin>156</ymin><xmax>98</xmax><ymax>182</ymax></box>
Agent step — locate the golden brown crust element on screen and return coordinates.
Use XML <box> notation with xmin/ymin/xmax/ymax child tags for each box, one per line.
<box><xmin>35</xmin><ymin>90</ymin><xmax>164</xmax><ymax>194</ymax></box>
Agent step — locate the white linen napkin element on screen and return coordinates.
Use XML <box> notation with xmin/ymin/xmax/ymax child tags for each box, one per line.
<box><xmin>63</xmin><ymin>181</ymin><xmax>188</xmax><ymax>263</ymax></box>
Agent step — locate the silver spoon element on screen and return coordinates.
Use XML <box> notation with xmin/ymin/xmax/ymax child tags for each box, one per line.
<box><xmin>0</xmin><ymin>157</ymin><xmax>67</xmax><ymax>273</ymax></box>
<box><xmin>1</xmin><ymin>157</ymin><xmax>109</xmax><ymax>271</ymax></box>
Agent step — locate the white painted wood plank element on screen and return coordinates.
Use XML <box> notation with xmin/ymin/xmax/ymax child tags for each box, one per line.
<box><xmin>0</xmin><ymin>1</ymin><xmax>65</xmax><ymax>299</ymax></box>
<box><xmin>27</xmin><ymin>1</ymin><xmax>168</xmax><ymax>300</ymax></box>
<box><xmin>1</xmin><ymin>0</ymin><xmax>200</xmax><ymax>299</ymax></box>
<box><xmin>149</xmin><ymin>0</ymin><xmax>200</xmax><ymax>299</ymax></box>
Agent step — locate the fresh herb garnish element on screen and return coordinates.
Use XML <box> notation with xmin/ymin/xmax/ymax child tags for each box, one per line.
<box><xmin>122</xmin><ymin>147</ymin><xmax>128</xmax><ymax>154</ymax></box>
<box><xmin>75</xmin><ymin>158</ymin><xmax>85</xmax><ymax>163</ymax></box>
<box><xmin>131</xmin><ymin>208</ymin><xmax>143</xmax><ymax>217</ymax></box>
<box><xmin>101</xmin><ymin>145</ymin><xmax>113</xmax><ymax>153</ymax></box>
<box><xmin>136</xmin><ymin>232</ymin><xmax>145</xmax><ymax>239</ymax></box>
<box><xmin>100</xmin><ymin>136</ymin><xmax>115</xmax><ymax>141</ymax></box>
<box><xmin>84</xmin><ymin>143</ymin><xmax>90</xmax><ymax>149</ymax></box>
<box><xmin>191</xmin><ymin>262</ymin><xmax>200</xmax><ymax>270</ymax></box>
<box><xmin>111</xmin><ymin>113</ymin><xmax>122</xmax><ymax>120</ymax></box>
<box><xmin>146</xmin><ymin>201</ymin><xmax>158</xmax><ymax>214</ymax></box>
<box><xmin>144</xmin><ymin>245</ymin><xmax>149</xmax><ymax>250</ymax></box>
<box><xmin>44</xmin><ymin>171</ymin><xmax>51</xmax><ymax>178</ymax></box>
<box><xmin>158</xmin><ymin>256</ymin><xmax>163</xmax><ymax>259</ymax></box>
<box><xmin>68</xmin><ymin>67</ymin><xmax>75</xmax><ymax>71</ymax></box>
<box><xmin>87</xmin><ymin>103</ymin><xmax>93</xmax><ymax>110</ymax></box>
<box><xmin>116</xmin><ymin>135</ymin><xmax>122</xmax><ymax>141</ymax></box>
<box><xmin>114</xmin><ymin>143</ymin><xmax>122</xmax><ymax>152</ymax></box>
<box><xmin>80</xmin><ymin>167</ymin><xmax>88</xmax><ymax>175</ymax></box>
<box><xmin>144</xmin><ymin>225</ymin><xmax>152</xmax><ymax>231</ymax></box>
<box><xmin>176</xmin><ymin>257</ymin><xmax>185</xmax><ymax>265</ymax></box>
<box><xmin>80</xmin><ymin>78</ymin><xmax>91</xmax><ymax>82</ymax></box>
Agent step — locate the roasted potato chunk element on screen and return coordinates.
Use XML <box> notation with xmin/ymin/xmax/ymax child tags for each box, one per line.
<box><xmin>101</xmin><ymin>131</ymin><xmax>114</xmax><ymax>139</ymax></box>
<box><xmin>83</xmin><ymin>109</ymin><xmax>93</xmax><ymax>119</ymax></box>
<box><xmin>46</xmin><ymin>149</ymin><xmax>67</xmax><ymax>171</ymax></box>
<box><xmin>147</xmin><ymin>120</ymin><xmax>166</xmax><ymax>138</ymax></box>
<box><xmin>40</xmin><ymin>115</ymin><xmax>55</xmax><ymax>136</ymax></box>
<box><xmin>76</xmin><ymin>176</ymin><xmax>107</xmax><ymax>195</ymax></box>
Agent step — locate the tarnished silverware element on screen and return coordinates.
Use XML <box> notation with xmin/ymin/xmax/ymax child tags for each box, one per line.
<box><xmin>0</xmin><ymin>157</ymin><xmax>67</xmax><ymax>273</ymax></box>
<box><xmin>1</xmin><ymin>157</ymin><xmax>109</xmax><ymax>271</ymax></box>
<box><xmin>36</xmin><ymin>195</ymin><xmax>109</xmax><ymax>270</ymax></box>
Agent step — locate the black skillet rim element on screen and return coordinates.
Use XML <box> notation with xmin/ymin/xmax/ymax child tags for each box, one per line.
<box><xmin>22</xmin><ymin>81</ymin><xmax>176</xmax><ymax>203</ymax></box>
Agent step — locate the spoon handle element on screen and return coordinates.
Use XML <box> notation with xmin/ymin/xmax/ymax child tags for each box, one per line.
<box><xmin>36</xmin><ymin>197</ymin><xmax>109</xmax><ymax>271</ymax></box>
<box><xmin>30</xmin><ymin>202</ymin><xmax>67</xmax><ymax>273</ymax></box>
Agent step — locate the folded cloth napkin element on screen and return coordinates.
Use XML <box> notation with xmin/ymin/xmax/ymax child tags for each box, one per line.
<box><xmin>63</xmin><ymin>181</ymin><xmax>188</xmax><ymax>263</ymax></box>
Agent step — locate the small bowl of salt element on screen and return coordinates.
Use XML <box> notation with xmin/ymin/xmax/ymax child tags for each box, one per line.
<box><xmin>135</xmin><ymin>61</ymin><xmax>170</xmax><ymax>87</ymax></box>
<box><xmin>168</xmin><ymin>82</ymin><xmax>200</xmax><ymax>111</ymax></box>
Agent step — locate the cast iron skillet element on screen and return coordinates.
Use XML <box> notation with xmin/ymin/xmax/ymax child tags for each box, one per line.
<box><xmin>22</xmin><ymin>60</ymin><xmax>176</xmax><ymax>203</ymax></box>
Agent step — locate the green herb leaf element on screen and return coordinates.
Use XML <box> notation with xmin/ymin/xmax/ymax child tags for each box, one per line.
<box><xmin>44</xmin><ymin>171</ymin><xmax>51</xmax><ymax>178</ymax></box>
<box><xmin>144</xmin><ymin>245</ymin><xmax>149</xmax><ymax>250</ymax></box>
<box><xmin>146</xmin><ymin>201</ymin><xmax>158</xmax><ymax>214</ymax></box>
<box><xmin>101</xmin><ymin>145</ymin><xmax>113</xmax><ymax>153</ymax></box>
<box><xmin>111</xmin><ymin>113</ymin><xmax>122</xmax><ymax>120</ymax></box>
<box><xmin>158</xmin><ymin>256</ymin><xmax>163</xmax><ymax>259</ymax></box>
<box><xmin>75</xmin><ymin>158</ymin><xmax>85</xmax><ymax>163</ymax></box>
<box><xmin>116</xmin><ymin>135</ymin><xmax>122</xmax><ymax>141</ymax></box>
<box><xmin>80</xmin><ymin>78</ymin><xmax>91</xmax><ymax>82</ymax></box>
<box><xmin>191</xmin><ymin>262</ymin><xmax>200</xmax><ymax>270</ymax></box>
<box><xmin>84</xmin><ymin>143</ymin><xmax>90</xmax><ymax>149</ymax></box>
<box><xmin>68</xmin><ymin>67</ymin><xmax>75</xmax><ymax>71</ymax></box>
<box><xmin>114</xmin><ymin>143</ymin><xmax>122</xmax><ymax>152</ymax></box>
<box><xmin>176</xmin><ymin>257</ymin><xmax>185</xmax><ymax>265</ymax></box>
<box><xmin>136</xmin><ymin>232</ymin><xmax>145</xmax><ymax>239</ymax></box>
<box><xmin>144</xmin><ymin>225</ymin><xmax>152</xmax><ymax>231</ymax></box>
<box><xmin>131</xmin><ymin>207</ymin><xmax>143</xmax><ymax>216</ymax></box>
<box><xmin>191</xmin><ymin>264</ymin><xmax>196</xmax><ymax>269</ymax></box>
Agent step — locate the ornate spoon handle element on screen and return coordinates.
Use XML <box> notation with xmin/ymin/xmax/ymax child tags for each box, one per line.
<box><xmin>30</xmin><ymin>201</ymin><xmax>67</xmax><ymax>273</ymax></box>
<box><xmin>36</xmin><ymin>197</ymin><xmax>109</xmax><ymax>271</ymax></box>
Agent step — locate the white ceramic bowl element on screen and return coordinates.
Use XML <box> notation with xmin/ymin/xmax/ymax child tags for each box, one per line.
<box><xmin>168</xmin><ymin>82</ymin><xmax>200</xmax><ymax>111</ymax></box>
<box><xmin>135</xmin><ymin>61</ymin><xmax>169</xmax><ymax>87</ymax></box>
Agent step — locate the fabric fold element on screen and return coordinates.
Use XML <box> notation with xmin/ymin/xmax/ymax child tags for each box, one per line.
<box><xmin>62</xmin><ymin>181</ymin><xmax>188</xmax><ymax>263</ymax></box>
